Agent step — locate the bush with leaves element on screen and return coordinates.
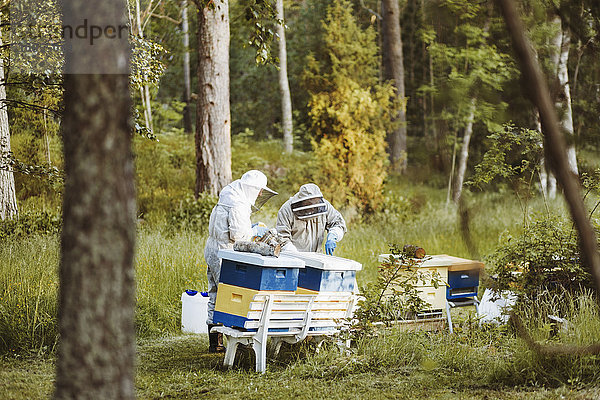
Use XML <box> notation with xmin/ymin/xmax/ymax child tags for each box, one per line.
<box><xmin>303</xmin><ymin>0</ymin><xmax>395</xmax><ymax>214</ymax></box>
<box><xmin>353</xmin><ymin>244</ymin><xmax>444</xmax><ymax>335</ymax></box>
<box><xmin>167</xmin><ymin>193</ymin><xmax>218</xmax><ymax>233</ymax></box>
<box><xmin>485</xmin><ymin>215</ymin><xmax>596</xmax><ymax>299</ymax></box>
<box><xmin>0</xmin><ymin>210</ymin><xmax>61</xmax><ymax>239</ymax></box>
<box><xmin>468</xmin><ymin>123</ymin><xmax>542</xmax><ymax>215</ymax></box>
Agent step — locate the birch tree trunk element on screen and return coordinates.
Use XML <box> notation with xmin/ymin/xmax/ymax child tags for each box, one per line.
<box><xmin>55</xmin><ymin>0</ymin><xmax>136</xmax><ymax>398</ymax></box>
<box><xmin>381</xmin><ymin>0</ymin><xmax>407</xmax><ymax>173</ymax></box>
<box><xmin>136</xmin><ymin>0</ymin><xmax>153</xmax><ymax>133</ymax></box>
<box><xmin>551</xmin><ymin>15</ymin><xmax>578</xmax><ymax>175</ymax></box>
<box><xmin>276</xmin><ymin>0</ymin><xmax>293</xmax><ymax>154</ymax></box>
<box><xmin>537</xmin><ymin>114</ymin><xmax>557</xmax><ymax>199</ymax></box>
<box><xmin>452</xmin><ymin>100</ymin><xmax>475</xmax><ymax>203</ymax></box>
<box><xmin>0</xmin><ymin>34</ymin><xmax>18</xmax><ymax>221</ymax></box>
<box><xmin>182</xmin><ymin>0</ymin><xmax>193</xmax><ymax>134</ymax></box>
<box><xmin>195</xmin><ymin>0</ymin><xmax>232</xmax><ymax>196</ymax></box>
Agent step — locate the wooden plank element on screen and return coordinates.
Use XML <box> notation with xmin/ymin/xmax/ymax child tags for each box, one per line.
<box><xmin>248</xmin><ymin>301</ymin><xmax>352</xmax><ymax>312</ymax></box>
<box><xmin>246</xmin><ymin>310</ymin><xmax>348</xmax><ymax>320</ymax></box>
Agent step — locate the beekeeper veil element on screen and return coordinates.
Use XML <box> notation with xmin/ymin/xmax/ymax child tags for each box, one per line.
<box><xmin>290</xmin><ymin>183</ymin><xmax>327</xmax><ymax>220</ymax></box>
<box><xmin>240</xmin><ymin>170</ymin><xmax>278</xmax><ymax>212</ymax></box>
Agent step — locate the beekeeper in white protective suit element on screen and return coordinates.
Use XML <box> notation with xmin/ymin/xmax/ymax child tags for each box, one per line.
<box><xmin>204</xmin><ymin>170</ymin><xmax>276</xmax><ymax>353</ymax></box>
<box><xmin>276</xmin><ymin>183</ymin><xmax>346</xmax><ymax>254</ymax></box>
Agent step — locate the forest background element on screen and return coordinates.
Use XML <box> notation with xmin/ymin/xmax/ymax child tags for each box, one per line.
<box><xmin>2</xmin><ymin>0</ymin><xmax>600</xmax><ymax>398</ymax></box>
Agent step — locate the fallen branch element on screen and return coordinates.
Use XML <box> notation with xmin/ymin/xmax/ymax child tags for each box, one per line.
<box><xmin>510</xmin><ymin>311</ymin><xmax>600</xmax><ymax>356</ymax></box>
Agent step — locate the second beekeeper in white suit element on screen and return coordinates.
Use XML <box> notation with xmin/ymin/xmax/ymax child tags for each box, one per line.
<box><xmin>204</xmin><ymin>170</ymin><xmax>276</xmax><ymax>352</ymax></box>
<box><xmin>276</xmin><ymin>183</ymin><xmax>346</xmax><ymax>254</ymax></box>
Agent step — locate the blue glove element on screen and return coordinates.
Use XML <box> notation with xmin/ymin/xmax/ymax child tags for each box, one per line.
<box><xmin>251</xmin><ymin>222</ymin><xmax>268</xmax><ymax>240</ymax></box>
<box><xmin>325</xmin><ymin>239</ymin><xmax>337</xmax><ymax>255</ymax></box>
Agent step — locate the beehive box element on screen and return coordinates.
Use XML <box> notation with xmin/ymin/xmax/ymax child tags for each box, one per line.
<box><xmin>282</xmin><ymin>251</ymin><xmax>362</xmax><ymax>295</ymax></box>
<box><xmin>213</xmin><ymin>249</ymin><xmax>305</xmax><ymax>328</ymax></box>
<box><xmin>377</xmin><ymin>254</ymin><xmax>484</xmax><ymax>310</ymax></box>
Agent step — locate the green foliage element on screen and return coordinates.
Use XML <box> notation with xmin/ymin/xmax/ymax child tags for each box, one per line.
<box><xmin>242</xmin><ymin>0</ymin><xmax>280</xmax><ymax>65</ymax></box>
<box><xmin>469</xmin><ymin>123</ymin><xmax>542</xmax><ymax>190</ymax></box>
<box><xmin>0</xmin><ymin>210</ymin><xmax>61</xmax><ymax>240</ymax></box>
<box><xmin>353</xmin><ymin>244</ymin><xmax>444</xmax><ymax>334</ymax></box>
<box><xmin>134</xmin><ymin>132</ymin><xmax>195</xmax><ymax>225</ymax></box>
<box><xmin>485</xmin><ymin>215</ymin><xmax>595</xmax><ymax>298</ymax></box>
<box><xmin>468</xmin><ymin>123</ymin><xmax>543</xmax><ymax>214</ymax></box>
<box><xmin>130</xmin><ymin>36</ymin><xmax>167</xmax><ymax>89</ymax></box>
<box><xmin>304</xmin><ymin>0</ymin><xmax>394</xmax><ymax>213</ymax></box>
<box><xmin>167</xmin><ymin>193</ymin><xmax>217</xmax><ymax>233</ymax></box>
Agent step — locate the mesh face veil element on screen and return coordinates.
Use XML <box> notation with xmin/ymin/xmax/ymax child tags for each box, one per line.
<box><xmin>291</xmin><ymin>196</ymin><xmax>327</xmax><ymax>219</ymax></box>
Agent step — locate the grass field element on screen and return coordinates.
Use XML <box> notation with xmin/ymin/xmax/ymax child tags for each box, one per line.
<box><xmin>2</xmin><ymin>333</ymin><xmax>600</xmax><ymax>399</ymax></box>
<box><xmin>2</xmin><ymin>171</ymin><xmax>600</xmax><ymax>398</ymax></box>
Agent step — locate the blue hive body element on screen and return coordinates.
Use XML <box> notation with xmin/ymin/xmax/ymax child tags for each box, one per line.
<box><xmin>213</xmin><ymin>249</ymin><xmax>305</xmax><ymax>329</ymax></box>
<box><xmin>282</xmin><ymin>251</ymin><xmax>362</xmax><ymax>294</ymax></box>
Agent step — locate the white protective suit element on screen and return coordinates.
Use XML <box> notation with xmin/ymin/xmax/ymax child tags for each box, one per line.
<box><xmin>276</xmin><ymin>183</ymin><xmax>346</xmax><ymax>253</ymax></box>
<box><xmin>204</xmin><ymin>170</ymin><xmax>274</xmax><ymax>324</ymax></box>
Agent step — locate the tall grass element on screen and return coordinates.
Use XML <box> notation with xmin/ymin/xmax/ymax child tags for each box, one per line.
<box><xmin>0</xmin><ymin>230</ymin><xmax>209</xmax><ymax>352</ymax></box>
<box><xmin>134</xmin><ymin>229</ymin><xmax>208</xmax><ymax>336</ymax></box>
<box><xmin>0</xmin><ymin>236</ymin><xmax>59</xmax><ymax>353</ymax></box>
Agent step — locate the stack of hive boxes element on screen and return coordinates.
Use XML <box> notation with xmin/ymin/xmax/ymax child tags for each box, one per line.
<box><xmin>213</xmin><ymin>249</ymin><xmax>305</xmax><ymax>328</ymax></box>
<box><xmin>377</xmin><ymin>253</ymin><xmax>484</xmax><ymax>316</ymax></box>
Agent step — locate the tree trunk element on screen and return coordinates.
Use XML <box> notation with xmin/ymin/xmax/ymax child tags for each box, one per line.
<box><xmin>276</xmin><ymin>0</ymin><xmax>293</xmax><ymax>154</ymax></box>
<box><xmin>182</xmin><ymin>0</ymin><xmax>193</xmax><ymax>134</ymax></box>
<box><xmin>537</xmin><ymin>114</ymin><xmax>556</xmax><ymax>199</ymax></box>
<box><xmin>136</xmin><ymin>0</ymin><xmax>153</xmax><ymax>134</ymax></box>
<box><xmin>0</xmin><ymin>34</ymin><xmax>18</xmax><ymax>221</ymax></box>
<box><xmin>195</xmin><ymin>0</ymin><xmax>232</xmax><ymax>196</ymax></box>
<box><xmin>54</xmin><ymin>1</ymin><xmax>136</xmax><ymax>399</ymax></box>
<box><xmin>452</xmin><ymin>100</ymin><xmax>475</xmax><ymax>203</ymax></box>
<box><xmin>551</xmin><ymin>15</ymin><xmax>578</xmax><ymax>175</ymax></box>
<box><xmin>381</xmin><ymin>0</ymin><xmax>407</xmax><ymax>173</ymax></box>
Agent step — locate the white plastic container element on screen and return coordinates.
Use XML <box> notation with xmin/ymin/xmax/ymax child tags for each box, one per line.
<box><xmin>181</xmin><ymin>290</ymin><xmax>209</xmax><ymax>334</ymax></box>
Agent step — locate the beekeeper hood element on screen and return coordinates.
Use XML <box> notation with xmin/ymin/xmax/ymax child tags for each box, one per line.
<box><xmin>290</xmin><ymin>183</ymin><xmax>327</xmax><ymax>220</ymax></box>
<box><xmin>218</xmin><ymin>170</ymin><xmax>277</xmax><ymax>211</ymax></box>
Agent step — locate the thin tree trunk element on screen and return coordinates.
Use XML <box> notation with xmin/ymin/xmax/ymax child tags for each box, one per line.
<box><xmin>136</xmin><ymin>0</ymin><xmax>153</xmax><ymax>133</ymax></box>
<box><xmin>551</xmin><ymin>15</ymin><xmax>577</xmax><ymax>175</ymax></box>
<box><xmin>55</xmin><ymin>0</ymin><xmax>136</xmax><ymax>398</ymax></box>
<box><xmin>0</xmin><ymin>34</ymin><xmax>18</xmax><ymax>221</ymax></box>
<box><xmin>452</xmin><ymin>100</ymin><xmax>475</xmax><ymax>203</ymax></box>
<box><xmin>195</xmin><ymin>0</ymin><xmax>232</xmax><ymax>196</ymax></box>
<box><xmin>452</xmin><ymin>7</ymin><xmax>491</xmax><ymax>204</ymax></box>
<box><xmin>537</xmin><ymin>113</ymin><xmax>556</xmax><ymax>199</ymax></box>
<box><xmin>382</xmin><ymin>0</ymin><xmax>407</xmax><ymax>172</ymax></box>
<box><xmin>182</xmin><ymin>0</ymin><xmax>193</xmax><ymax>134</ymax></box>
<box><xmin>276</xmin><ymin>0</ymin><xmax>293</xmax><ymax>154</ymax></box>
<box><xmin>446</xmin><ymin>128</ymin><xmax>457</xmax><ymax>207</ymax></box>
<box><xmin>43</xmin><ymin>110</ymin><xmax>51</xmax><ymax>165</ymax></box>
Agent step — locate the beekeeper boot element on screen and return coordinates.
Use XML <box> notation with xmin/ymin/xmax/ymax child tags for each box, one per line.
<box><xmin>208</xmin><ymin>324</ymin><xmax>225</xmax><ymax>353</ymax></box>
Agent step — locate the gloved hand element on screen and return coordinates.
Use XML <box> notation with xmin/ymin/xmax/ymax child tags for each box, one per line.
<box><xmin>251</xmin><ymin>222</ymin><xmax>268</xmax><ymax>240</ymax></box>
<box><xmin>325</xmin><ymin>239</ymin><xmax>337</xmax><ymax>255</ymax></box>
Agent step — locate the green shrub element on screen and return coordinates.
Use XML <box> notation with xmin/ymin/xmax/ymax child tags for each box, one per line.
<box><xmin>353</xmin><ymin>244</ymin><xmax>444</xmax><ymax>334</ymax></box>
<box><xmin>485</xmin><ymin>215</ymin><xmax>595</xmax><ymax>298</ymax></box>
<box><xmin>167</xmin><ymin>193</ymin><xmax>217</xmax><ymax>233</ymax></box>
<box><xmin>303</xmin><ymin>0</ymin><xmax>395</xmax><ymax>213</ymax></box>
<box><xmin>0</xmin><ymin>210</ymin><xmax>61</xmax><ymax>240</ymax></box>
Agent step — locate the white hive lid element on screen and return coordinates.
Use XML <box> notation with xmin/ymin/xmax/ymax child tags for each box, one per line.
<box><xmin>281</xmin><ymin>251</ymin><xmax>362</xmax><ymax>271</ymax></box>
<box><xmin>217</xmin><ymin>248</ymin><xmax>305</xmax><ymax>268</ymax></box>
<box><xmin>378</xmin><ymin>254</ymin><xmax>483</xmax><ymax>271</ymax></box>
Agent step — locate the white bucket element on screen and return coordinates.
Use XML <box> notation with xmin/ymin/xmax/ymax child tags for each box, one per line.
<box><xmin>181</xmin><ymin>290</ymin><xmax>209</xmax><ymax>334</ymax></box>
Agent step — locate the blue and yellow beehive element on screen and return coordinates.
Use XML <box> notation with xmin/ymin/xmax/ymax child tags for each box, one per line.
<box><xmin>283</xmin><ymin>251</ymin><xmax>362</xmax><ymax>295</ymax></box>
<box><xmin>213</xmin><ymin>249</ymin><xmax>305</xmax><ymax>328</ymax></box>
